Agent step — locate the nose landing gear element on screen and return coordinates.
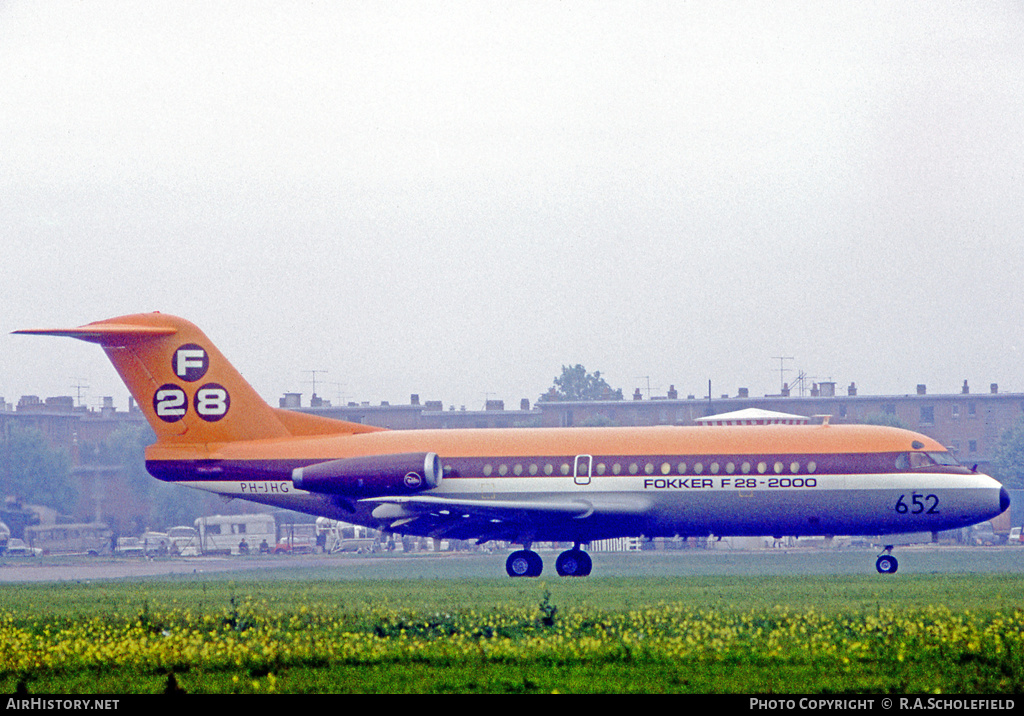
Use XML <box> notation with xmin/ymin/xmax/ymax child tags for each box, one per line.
<box><xmin>875</xmin><ymin>545</ymin><xmax>898</xmax><ymax>574</ymax></box>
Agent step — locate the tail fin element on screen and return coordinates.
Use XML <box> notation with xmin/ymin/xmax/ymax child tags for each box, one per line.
<box><xmin>15</xmin><ymin>312</ymin><xmax>380</xmax><ymax>444</ymax></box>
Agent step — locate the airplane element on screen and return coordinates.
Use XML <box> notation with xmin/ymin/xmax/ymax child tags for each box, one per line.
<box><xmin>16</xmin><ymin>312</ymin><xmax>1009</xmax><ymax>577</ymax></box>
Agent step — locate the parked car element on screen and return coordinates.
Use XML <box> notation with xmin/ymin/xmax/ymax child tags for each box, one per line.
<box><xmin>5</xmin><ymin>538</ymin><xmax>42</xmax><ymax>557</ymax></box>
<box><xmin>167</xmin><ymin>525</ymin><xmax>200</xmax><ymax>556</ymax></box>
<box><xmin>971</xmin><ymin>522</ymin><xmax>998</xmax><ymax>546</ymax></box>
<box><xmin>141</xmin><ymin>531</ymin><xmax>171</xmax><ymax>555</ymax></box>
<box><xmin>115</xmin><ymin>536</ymin><xmax>145</xmax><ymax>556</ymax></box>
<box><xmin>1009</xmin><ymin>527</ymin><xmax>1023</xmax><ymax>545</ymax></box>
<box><xmin>275</xmin><ymin>522</ymin><xmax>319</xmax><ymax>554</ymax></box>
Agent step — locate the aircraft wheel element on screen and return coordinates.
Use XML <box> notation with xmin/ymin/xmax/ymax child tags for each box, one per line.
<box><xmin>875</xmin><ymin>555</ymin><xmax>898</xmax><ymax>574</ymax></box>
<box><xmin>506</xmin><ymin>549</ymin><xmax>543</xmax><ymax>577</ymax></box>
<box><xmin>555</xmin><ymin>549</ymin><xmax>592</xmax><ymax>577</ymax></box>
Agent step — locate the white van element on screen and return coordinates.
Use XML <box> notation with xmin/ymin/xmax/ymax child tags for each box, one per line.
<box><xmin>167</xmin><ymin>525</ymin><xmax>201</xmax><ymax>556</ymax></box>
<box><xmin>195</xmin><ymin>514</ymin><xmax>277</xmax><ymax>555</ymax></box>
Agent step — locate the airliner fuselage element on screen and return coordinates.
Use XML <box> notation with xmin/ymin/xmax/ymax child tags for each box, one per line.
<box><xmin>17</xmin><ymin>313</ymin><xmax>1009</xmax><ymax>577</ymax></box>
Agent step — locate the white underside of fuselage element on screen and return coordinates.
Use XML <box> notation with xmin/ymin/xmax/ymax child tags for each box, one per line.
<box><xmin>169</xmin><ymin>470</ymin><xmax>1005</xmax><ymax>544</ymax></box>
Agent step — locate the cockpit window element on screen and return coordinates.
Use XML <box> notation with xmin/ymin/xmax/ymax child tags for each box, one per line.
<box><xmin>896</xmin><ymin>451</ymin><xmax>960</xmax><ymax>470</ymax></box>
<box><xmin>909</xmin><ymin>452</ymin><xmax>932</xmax><ymax>469</ymax></box>
<box><xmin>928</xmin><ymin>451</ymin><xmax>959</xmax><ymax>466</ymax></box>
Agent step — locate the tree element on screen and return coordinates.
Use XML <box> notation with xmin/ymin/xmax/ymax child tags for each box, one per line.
<box><xmin>539</xmin><ymin>365</ymin><xmax>623</xmax><ymax>402</ymax></box>
<box><xmin>993</xmin><ymin>417</ymin><xmax>1024</xmax><ymax>489</ymax></box>
<box><xmin>0</xmin><ymin>425</ymin><xmax>76</xmax><ymax>511</ymax></box>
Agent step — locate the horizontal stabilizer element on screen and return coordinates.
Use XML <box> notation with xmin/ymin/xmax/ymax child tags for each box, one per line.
<box><xmin>14</xmin><ymin>324</ymin><xmax>177</xmax><ymax>345</ymax></box>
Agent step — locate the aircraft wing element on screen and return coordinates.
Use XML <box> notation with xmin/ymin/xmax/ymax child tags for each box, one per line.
<box><xmin>361</xmin><ymin>494</ymin><xmax>650</xmax><ymax>543</ymax></box>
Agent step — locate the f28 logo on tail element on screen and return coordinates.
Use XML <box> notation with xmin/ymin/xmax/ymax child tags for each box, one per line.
<box><xmin>194</xmin><ymin>383</ymin><xmax>230</xmax><ymax>422</ymax></box>
<box><xmin>154</xmin><ymin>382</ymin><xmax>231</xmax><ymax>423</ymax></box>
<box><xmin>154</xmin><ymin>385</ymin><xmax>187</xmax><ymax>422</ymax></box>
<box><xmin>153</xmin><ymin>346</ymin><xmax>230</xmax><ymax>423</ymax></box>
<box><xmin>174</xmin><ymin>344</ymin><xmax>209</xmax><ymax>382</ymax></box>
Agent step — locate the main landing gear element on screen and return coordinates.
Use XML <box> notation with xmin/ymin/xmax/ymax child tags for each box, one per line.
<box><xmin>875</xmin><ymin>545</ymin><xmax>898</xmax><ymax>574</ymax></box>
<box><xmin>505</xmin><ymin>543</ymin><xmax>593</xmax><ymax>577</ymax></box>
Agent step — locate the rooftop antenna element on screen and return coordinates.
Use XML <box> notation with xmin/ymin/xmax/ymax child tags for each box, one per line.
<box><xmin>772</xmin><ymin>357</ymin><xmax>794</xmax><ymax>393</ymax></box>
<box><xmin>634</xmin><ymin>376</ymin><xmax>651</xmax><ymax>400</ymax></box>
<box><xmin>70</xmin><ymin>378</ymin><xmax>90</xmax><ymax>408</ymax></box>
<box><xmin>327</xmin><ymin>381</ymin><xmax>348</xmax><ymax>406</ymax></box>
<box><xmin>303</xmin><ymin>370</ymin><xmax>329</xmax><ymax>400</ymax></box>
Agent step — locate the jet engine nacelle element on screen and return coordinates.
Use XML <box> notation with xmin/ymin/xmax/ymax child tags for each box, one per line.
<box><xmin>292</xmin><ymin>452</ymin><xmax>442</xmax><ymax>497</ymax></box>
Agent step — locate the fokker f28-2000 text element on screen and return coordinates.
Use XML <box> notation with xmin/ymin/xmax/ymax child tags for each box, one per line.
<box><xmin>16</xmin><ymin>313</ymin><xmax>1009</xmax><ymax>576</ymax></box>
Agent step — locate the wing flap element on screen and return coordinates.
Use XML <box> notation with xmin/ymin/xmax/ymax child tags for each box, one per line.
<box><xmin>364</xmin><ymin>494</ymin><xmax>651</xmax><ymax>540</ymax></box>
<box><xmin>365</xmin><ymin>495</ymin><xmax>595</xmax><ymax>518</ymax></box>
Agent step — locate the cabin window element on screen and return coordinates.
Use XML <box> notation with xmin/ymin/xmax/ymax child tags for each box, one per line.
<box><xmin>596</xmin><ymin>463</ymin><xmax>606</xmax><ymax>475</ymax></box>
<box><xmin>757</xmin><ymin>462</ymin><xmax>767</xmax><ymax>474</ymax></box>
<box><xmin>544</xmin><ymin>464</ymin><xmax>554</xmax><ymax>475</ymax></box>
<box><xmin>710</xmin><ymin>462</ymin><xmax>720</xmax><ymax>474</ymax></box>
<box><xmin>774</xmin><ymin>462</ymin><xmax>784</xmax><ymax>474</ymax></box>
<box><xmin>645</xmin><ymin>463</ymin><xmax>655</xmax><ymax>475</ymax></box>
<box><xmin>790</xmin><ymin>462</ymin><xmax>800</xmax><ymax>474</ymax></box>
<box><xmin>807</xmin><ymin>461</ymin><xmax>817</xmax><ymax>473</ymax></box>
<box><xmin>560</xmin><ymin>463</ymin><xmax>571</xmax><ymax>475</ymax></box>
<box><xmin>726</xmin><ymin>462</ymin><xmax>736</xmax><ymax>474</ymax></box>
<box><xmin>677</xmin><ymin>462</ymin><xmax>687</xmax><ymax>474</ymax></box>
<box><xmin>629</xmin><ymin>463</ymin><xmax>639</xmax><ymax>475</ymax></box>
<box><xmin>660</xmin><ymin>462</ymin><xmax>671</xmax><ymax>475</ymax></box>
<box><xmin>483</xmin><ymin>464</ymin><xmax>493</xmax><ymax>476</ymax></box>
<box><xmin>498</xmin><ymin>464</ymin><xmax>508</xmax><ymax>476</ymax></box>
<box><xmin>741</xmin><ymin>462</ymin><xmax>751</xmax><ymax>474</ymax></box>
<box><xmin>694</xmin><ymin>462</ymin><xmax>704</xmax><ymax>474</ymax></box>
<box><xmin>613</xmin><ymin>463</ymin><xmax>622</xmax><ymax>475</ymax></box>
<box><xmin>529</xmin><ymin>464</ymin><xmax>538</xmax><ymax>475</ymax></box>
<box><xmin>513</xmin><ymin>464</ymin><xmax>523</xmax><ymax>476</ymax></box>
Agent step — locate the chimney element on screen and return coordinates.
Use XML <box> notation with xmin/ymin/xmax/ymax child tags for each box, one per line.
<box><xmin>410</xmin><ymin>394</ymin><xmax>420</xmax><ymax>405</ymax></box>
<box><xmin>737</xmin><ymin>387</ymin><xmax>749</xmax><ymax>399</ymax></box>
<box><xmin>917</xmin><ymin>384</ymin><xmax>926</xmax><ymax>395</ymax></box>
<box><xmin>848</xmin><ymin>382</ymin><xmax>857</xmax><ymax>396</ymax></box>
<box><xmin>520</xmin><ymin>398</ymin><xmax>531</xmax><ymax>411</ymax></box>
<box><xmin>991</xmin><ymin>383</ymin><xmax>999</xmax><ymax>394</ymax></box>
<box><xmin>667</xmin><ymin>385</ymin><xmax>678</xmax><ymax>400</ymax></box>
<box><xmin>633</xmin><ymin>388</ymin><xmax>643</xmax><ymax>401</ymax></box>
<box><xmin>962</xmin><ymin>380</ymin><xmax>970</xmax><ymax>394</ymax></box>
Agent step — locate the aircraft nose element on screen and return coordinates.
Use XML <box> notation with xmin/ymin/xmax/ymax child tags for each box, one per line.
<box><xmin>1000</xmin><ymin>486</ymin><xmax>1011</xmax><ymax>514</ymax></box>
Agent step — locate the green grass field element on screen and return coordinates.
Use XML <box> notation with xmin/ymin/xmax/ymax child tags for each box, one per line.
<box><xmin>2</xmin><ymin>557</ymin><xmax>1024</xmax><ymax>694</ymax></box>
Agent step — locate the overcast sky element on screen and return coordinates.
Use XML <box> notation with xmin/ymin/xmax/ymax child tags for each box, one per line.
<box><xmin>3</xmin><ymin>1</ymin><xmax>1023</xmax><ymax>413</ymax></box>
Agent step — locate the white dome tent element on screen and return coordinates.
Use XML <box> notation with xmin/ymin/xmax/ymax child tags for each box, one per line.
<box><xmin>693</xmin><ymin>407</ymin><xmax>810</xmax><ymax>426</ymax></box>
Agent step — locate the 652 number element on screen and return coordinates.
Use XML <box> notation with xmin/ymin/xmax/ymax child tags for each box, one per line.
<box><xmin>895</xmin><ymin>492</ymin><xmax>940</xmax><ymax>515</ymax></box>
